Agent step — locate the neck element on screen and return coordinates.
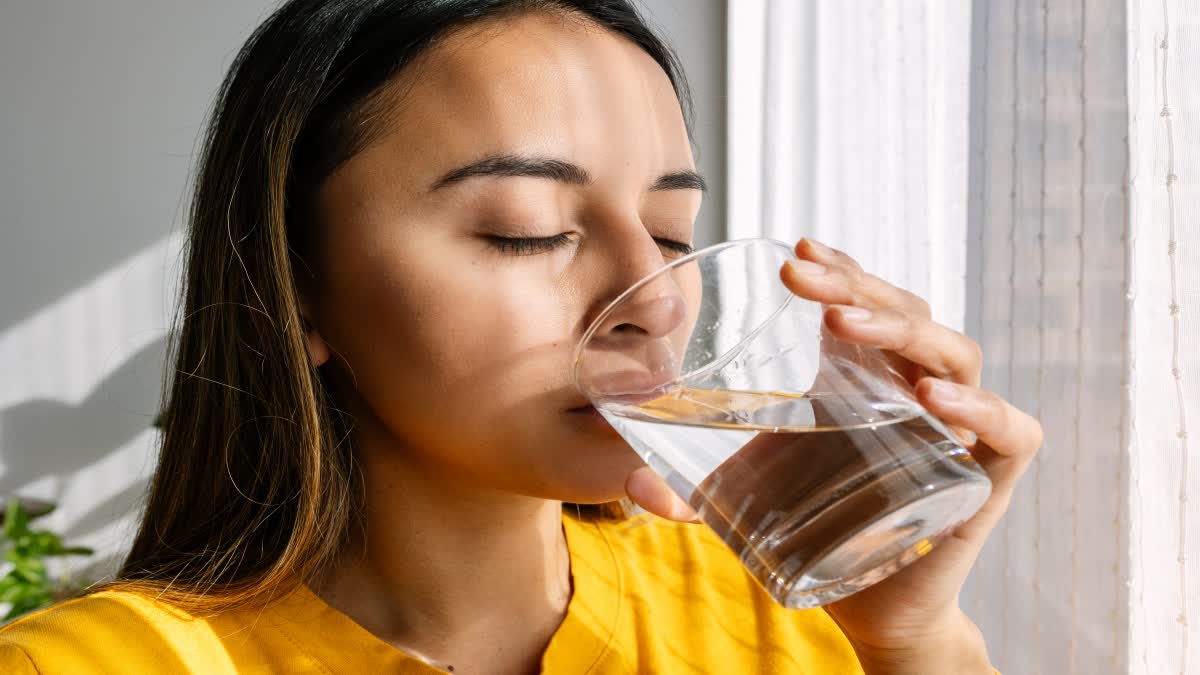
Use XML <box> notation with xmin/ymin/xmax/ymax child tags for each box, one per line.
<box><xmin>309</xmin><ymin>410</ymin><xmax>572</xmax><ymax>671</ymax></box>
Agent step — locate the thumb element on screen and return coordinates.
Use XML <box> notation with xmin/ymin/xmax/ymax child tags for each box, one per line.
<box><xmin>625</xmin><ymin>466</ymin><xmax>700</xmax><ymax>523</ymax></box>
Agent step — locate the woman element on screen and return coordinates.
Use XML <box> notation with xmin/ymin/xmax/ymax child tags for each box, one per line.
<box><xmin>0</xmin><ymin>1</ymin><xmax>1040</xmax><ymax>672</ymax></box>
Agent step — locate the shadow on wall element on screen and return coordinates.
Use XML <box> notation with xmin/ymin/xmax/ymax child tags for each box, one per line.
<box><xmin>0</xmin><ymin>337</ymin><xmax>167</xmax><ymax>544</ymax></box>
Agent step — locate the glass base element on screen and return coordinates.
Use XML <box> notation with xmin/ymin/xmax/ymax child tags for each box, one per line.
<box><xmin>761</xmin><ymin>480</ymin><xmax>991</xmax><ymax>608</ymax></box>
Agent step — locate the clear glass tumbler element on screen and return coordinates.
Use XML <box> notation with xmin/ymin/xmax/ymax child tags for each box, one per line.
<box><xmin>573</xmin><ymin>238</ymin><xmax>991</xmax><ymax>608</ymax></box>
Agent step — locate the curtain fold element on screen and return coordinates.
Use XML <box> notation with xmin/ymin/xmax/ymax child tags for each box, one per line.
<box><xmin>730</xmin><ymin>2</ymin><xmax>1200</xmax><ymax>672</ymax></box>
<box><xmin>727</xmin><ymin>0</ymin><xmax>970</xmax><ymax>331</ymax></box>
<box><xmin>1127</xmin><ymin>1</ymin><xmax>1199</xmax><ymax>672</ymax></box>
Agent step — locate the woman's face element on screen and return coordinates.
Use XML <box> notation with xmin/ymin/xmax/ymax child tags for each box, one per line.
<box><xmin>308</xmin><ymin>13</ymin><xmax>703</xmax><ymax>503</ymax></box>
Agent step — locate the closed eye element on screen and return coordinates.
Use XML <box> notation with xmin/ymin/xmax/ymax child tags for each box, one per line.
<box><xmin>483</xmin><ymin>234</ymin><xmax>694</xmax><ymax>257</ymax></box>
<box><xmin>484</xmin><ymin>233</ymin><xmax>572</xmax><ymax>256</ymax></box>
<box><xmin>657</xmin><ymin>239</ymin><xmax>694</xmax><ymax>256</ymax></box>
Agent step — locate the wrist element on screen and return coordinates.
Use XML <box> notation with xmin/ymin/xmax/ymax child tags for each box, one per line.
<box><xmin>849</xmin><ymin>610</ymin><xmax>993</xmax><ymax>675</ymax></box>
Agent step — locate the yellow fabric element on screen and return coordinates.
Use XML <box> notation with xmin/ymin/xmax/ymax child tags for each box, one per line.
<box><xmin>0</xmin><ymin>511</ymin><xmax>865</xmax><ymax>673</ymax></box>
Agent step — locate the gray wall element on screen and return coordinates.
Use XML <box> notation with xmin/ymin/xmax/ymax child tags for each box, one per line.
<box><xmin>0</xmin><ymin>0</ymin><xmax>286</xmax><ymax>580</ymax></box>
<box><xmin>0</xmin><ymin>1</ymin><xmax>279</xmax><ymax>336</ymax></box>
<box><xmin>0</xmin><ymin>1</ymin><xmax>726</xmax><ymax>577</ymax></box>
<box><xmin>0</xmin><ymin>1</ymin><xmax>725</xmax><ymax>334</ymax></box>
<box><xmin>638</xmin><ymin>0</ymin><xmax>728</xmax><ymax>247</ymax></box>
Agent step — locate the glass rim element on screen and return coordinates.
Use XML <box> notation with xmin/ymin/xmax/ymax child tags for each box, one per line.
<box><xmin>571</xmin><ymin>236</ymin><xmax>796</xmax><ymax>392</ymax></box>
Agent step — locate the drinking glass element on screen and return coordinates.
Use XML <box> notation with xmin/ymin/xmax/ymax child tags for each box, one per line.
<box><xmin>573</xmin><ymin>238</ymin><xmax>991</xmax><ymax>608</ymax></box>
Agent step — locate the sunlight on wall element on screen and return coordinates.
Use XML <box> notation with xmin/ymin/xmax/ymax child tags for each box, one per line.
<box><xmin>0</xmin><ymin>233</ymin><xmax>182</xmax><ymax>578</ymax></box>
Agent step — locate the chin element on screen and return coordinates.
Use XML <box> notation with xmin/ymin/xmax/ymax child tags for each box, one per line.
<box><xmin>537</xmin><ymin>437</ymin><xmax>647</xmax><ymax>504</ymax></box>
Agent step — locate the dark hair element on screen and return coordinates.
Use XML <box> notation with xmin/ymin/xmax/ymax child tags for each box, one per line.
<box><xmin>113</xmin><ymin>0</ymin><xmax>692</xmax><ymax>613</ymax></box>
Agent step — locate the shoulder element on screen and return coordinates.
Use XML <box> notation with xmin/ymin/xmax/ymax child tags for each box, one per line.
<box><xmin>0</xmin><ymin>589</ymin><xmax>182</xmax><ymax>647</ymax></box>
<box><xmin>0</xmin><ymin>590</ymin><xmax>230</xmax><ymax>674</ymax></box>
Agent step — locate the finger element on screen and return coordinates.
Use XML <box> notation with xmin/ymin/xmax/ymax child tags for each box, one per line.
<box><xmin>910</xmin><ymin>380</ymin><xmax>1043</xmax><ymax>545</ymax></box>
<box><xmin>824</xmin><ymin>305</ymin><xmax>984</xmax><ymax>387</ymax></box>
<box><xmin>916</xmin><ymin>379</ymin><xmax>1043</xmax><ymax>459</ymax></box>
<box><xmin>625</xmin><ymin>466</ymin><xmax>700</xmax><ymax>523</ymax></box>
<box><xmin>784</xmin><ymin>239</ymin><xmax>932</xmax><ymax>319</ymax></box>
<box><xmin>780</xmin><ymin>259</ymin><xmax>933</xmax><ymax>320</ymax></box>
<box><xmin>915</xmin><ymin>378</ymin><xmax>1042</xmax><ymax>514</ymax></box>
<box><xmin>794</xmin><ymin>238</ymin><xmax>863</xmax><ymax>273</ymax></box>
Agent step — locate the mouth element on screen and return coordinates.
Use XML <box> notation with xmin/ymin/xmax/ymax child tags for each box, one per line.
<box><xmin>565</xmin><ymin>401</ymin><xmax>621</xmax><ymax>437</ymax></box>
<box><xmin>567</xmin><ymin>403</ymin><xmax>612</xmax><ymax>426</ymax></box>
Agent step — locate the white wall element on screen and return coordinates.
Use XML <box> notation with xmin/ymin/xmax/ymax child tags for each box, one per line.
<box><xmin>0</xmin><ymin>1</ymin><xmax>726</xmax><ymax>582</ymax></box>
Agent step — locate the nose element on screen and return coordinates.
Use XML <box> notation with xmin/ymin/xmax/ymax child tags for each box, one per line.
<box><xmin>587</xmin><ymin>217</ymin><xmax>692</xmax><ymax>344</ymax></box>
<box><xmin>576</xmin><ymin>230</ymin><xmax>700</xmax><ymax>398</ymax></box>
<box><xmin>592</xmin><ymin>277</ymin><xmax>688</xmax><ymax>344</ymax></box>
<box><xmin>579</xmin><ymin>268</ymin><xmax>690</xmax><ymax>398</ymax></box>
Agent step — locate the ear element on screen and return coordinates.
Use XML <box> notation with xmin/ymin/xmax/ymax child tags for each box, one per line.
<box><xmin>300</xmin><ymin>303</ymin><xmax>331</xmax><ymax>368</ymax></box>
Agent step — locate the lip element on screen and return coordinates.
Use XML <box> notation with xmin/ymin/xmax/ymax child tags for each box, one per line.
<box><xmin>566</xmin><ymin>402</ymin><xmax>619</xmax><ymax>435</ymax></box>
<box><xmin>566</xmin><ymin>374</ymin><xmax>674</xmax><ymax>414</ymax></box>
<box><xmin>576</xmin><ymin>369</ymin><xmax>679</xmax><ymax>399</ymax></box>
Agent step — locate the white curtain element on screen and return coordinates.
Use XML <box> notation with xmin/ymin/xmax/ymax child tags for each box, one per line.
<box><xmin>967</xmin><ymin>2</ymin><xmax>1129</xmax><ymax>672</ymax></box>
<box><xmin>727</xmin><ymin>0</ymin><xmax>971</xmax><ymax>331</ymax></box>
<box><xmin>1127</xmin><ymin>1</ymin><xmax>1199</xmax><ymax>672</ymax></box>
<box><xmin>728</xmin><ymin>1</ymin><xmax>1200</xmax><ymax>673</ymax></box>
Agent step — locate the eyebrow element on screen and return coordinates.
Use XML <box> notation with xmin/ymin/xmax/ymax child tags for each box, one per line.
<box><xmin>430</xmin><ymin>153</ymin><xmax>707</xmax><ymax>193</ymax></box>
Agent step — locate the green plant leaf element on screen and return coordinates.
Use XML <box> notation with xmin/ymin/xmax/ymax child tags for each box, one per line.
<box><xmin>26</xmin><ymin>503</ymin><xmax>55</xmax><ymax>521</ymax></box>
<box><xmin>60</xmin><ymin>547</ymin><xmax>95</xmax><ymax>557</ymax></box>
<box><xmin>3</xmin><ymin>498</ymin><xmax>26</xmax><ymax>540</ymax></box>
<box><xmin>0</xmin><ymin>498</ymin><xmax>95</xmax><ymax>625</ymax></box>
<box><xmin>13</xmin><ymin>558</ymin><xmax>46</xmax><ymax>582</ymax></box>
<box><xmin>5</xmin><ymin>590</ymin><xmax>52</xmax><ymax>622</ymax></box>
<box><xmin>0</xmin><ymin>581</ymin><xmax>25</xmax><ymax>604</ymax></box>
<box><xmin>33</xmin><ymin>532</ymin><xmax>63</xmax><ymax>555</ymax></box>
<box><xmin>3</xmin><ymin>582</ymin><xmax>38</xmax><ymax>606</ymax></box>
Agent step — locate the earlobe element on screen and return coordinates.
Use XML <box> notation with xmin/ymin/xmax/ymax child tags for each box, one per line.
<box><xmin>301</xmin><ymin>314</ymin><xmax>331</xmax><ymax>368</ymax></box>
<box><xmin>307</xmin><ymin>328</ymin><xmax>331</xmax><ymax>368</ymax></box>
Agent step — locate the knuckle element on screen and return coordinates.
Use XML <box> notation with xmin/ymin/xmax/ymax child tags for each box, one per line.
<box><xmin>837</xmin><ymin>262</ymin><xmax>865</xmax><ymax>291</ymax></box>
<box><xmin>837</xmin><ymin>250</ymin><xmax>864</xmax><ymax>272</ymax></box>
<box><xmin>916</xmin><ymin>298</ymin><xmax>932</xmax><ymax>318</ymax></box>
<box><xmin>862</xmin><ymin>272</ymin><xmax>928</xmax><ymax>318</ymax></box>
<box><xmin>890</xmin><ymin>311</ymin><xmax>919</xmax><ymax>351</ymax></box>
<box><xmin>847</xmin><ymin>285</ymin><xmax>871</xmax><ymax>308</ymax></box>
<box><xmin>977</xmin><ymin>389</ymin><xmax>1008</xmax><ymax>429</ymax></box>
<box><xmin>857</xmin><ymin>271</ymin><xmax>883</xmax><ymax>292</ymax></box>
<box><xmin>905</xmin><ymin>291</ymin><xmax>932</xmax><ymax>317</ymax></box>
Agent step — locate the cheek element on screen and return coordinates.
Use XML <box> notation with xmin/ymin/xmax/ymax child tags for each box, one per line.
<box><xmin>319</xmin><ymin>242</ymin><xmax>578</xmax><ymax>432</ymax></box>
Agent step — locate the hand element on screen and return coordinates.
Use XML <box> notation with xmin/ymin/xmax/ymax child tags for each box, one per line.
<box><xmin>624</xmin><ymin>238</ymin><xmax>1042</xmax><ymax>674</ymax></box>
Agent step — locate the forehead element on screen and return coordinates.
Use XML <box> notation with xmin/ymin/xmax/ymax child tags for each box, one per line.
<box><xmin>352</xmin><ymin>12</ymin><xmax>693</xmax><ymax>184</ymax></box>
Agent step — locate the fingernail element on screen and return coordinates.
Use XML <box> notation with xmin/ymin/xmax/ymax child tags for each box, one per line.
<box><xmin>788</xmin><ymin>259</ymin><xmax>827</xmax><ymax>276</ymax></box>
<box><xmin>929</xmin><ymin>379</ymin><xmax>962</xmax><ymax>402</ymax></box>
<box><xmin>806</xmin><ymin>238</ymin><xmax>834</xmax><ymax>258</ymax></box>
<box><xmin>836</xmin><ymin>305</ymin><xmax>873</xmax><ymax>322</ymax></box>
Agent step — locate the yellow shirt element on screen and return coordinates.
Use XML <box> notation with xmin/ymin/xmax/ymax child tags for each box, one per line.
<box><xmin>0</xmin><ymin>511</ymin><xmax>864</xmax><ymax>673</ymax></box>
